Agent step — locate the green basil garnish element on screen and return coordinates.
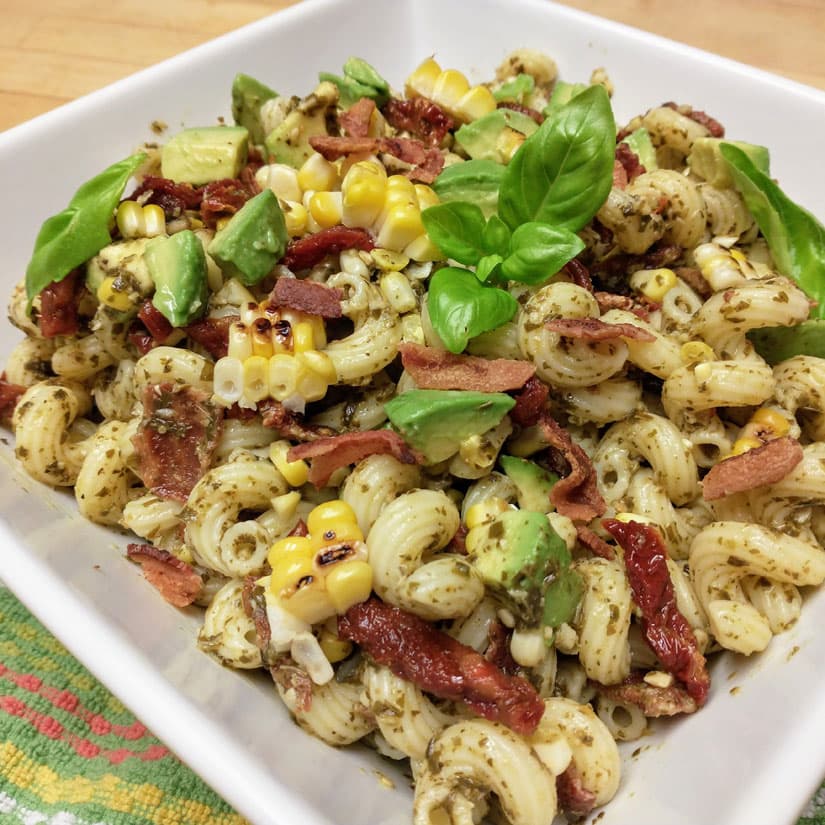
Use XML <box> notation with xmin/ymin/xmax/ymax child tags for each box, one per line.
<box><xmin>500</xmin><ymin>222</ymin><xmax>585</xmax><ymax>284</ymax></box>
<box><xmin>493</xmin><ymin>73</ymin><xmax>535</xmax><ymax>103</ymax></box>
<box><xmin>421</xmin><ymin>202</ymin><xmax>489</xmax><ymax>266</ymax></box>
<box><xmin>25</xmin><ymin>152</ymin><xmax>147</xmax><ymax>305</ymax></box>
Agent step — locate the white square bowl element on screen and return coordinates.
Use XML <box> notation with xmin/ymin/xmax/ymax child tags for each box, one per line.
<box><xmin>2</xmin><ymin>1</ymin><xmax>825</xmax><ymax>824</ymax></box>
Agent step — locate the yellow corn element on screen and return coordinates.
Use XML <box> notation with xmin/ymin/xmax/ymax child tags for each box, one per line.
<box><xmin>256</xmin><ymin>163</ymin><xmax>303</xmax><ymax>202</ymax></box>
<box><xmin>251</xmin><ymin>321</ymin><xmax>274</xmax><ymax>358</ymax></box>
<box><xmin>268</xmin><ymin>353</ymin><xmax>299</xmax><ymax>400</ymax></box>
<box><xmin>308</xmin><ymin>191</ymin><xmax>343</xmax><ymax>228</ymax></box>
<box><xmin>728</xmin><ymin>436</ymin><xmax>764</xmax><ymax>457</ymax></box>
<box><xmin>283</xmin><ymin>582</ymin><xmax>336</xmax><ymax>625</ymax></box>
<box><xmin>454</xmin><ymin>85</ymin><xmax>497</xmax><ymax>122</ymax></box>
<box><xmin>680</xmin><ymin>341</ymin><xmax>715</xmax><ymax>365</ymax></box>
<box><xmin>414</xmin><ymin>184</ymin><xmax>440</xmax><ymax>211</ymax></box>
<box><xmin>228</xmin><ymin>323</ymin><xmax>253</xmax><ymax>361</ymax></box>
<box><xmin>270</xmin><ymin>440</ymin><xmax>310</xmax><ymax>487</ymax></box>
<box><xmin>379</xmin><ymin>270</ymin><xmax>417</xmax><ymax>313</ymax></box>
<box><xmin>96</xmin><ymin>276</ymin><xmax>133</xmax><ymax>312</ymax></box>
<box><xmin>638</xmin><ymin>268</ymin><xmax>677</xmax><ymax>301</ymax></box>
<box><xmin>495</xmin><ymin>128</ymin><xmax>526</xmax><ymax>164</ymax></box>
<box><xmin>242</xmin><ymin>355</ymin><xmax>270</xmax><ymax>403</ymax></box>
<box><xmin>307</xmin><ymin>500</ymin><xmax>363</xmax><ymax>543</ymax></box>
<box><xmin>465</xmin><ymin>497</ymin><xmax>510</xmax><ymax>530</ymax></box>
<box><xmin>324</xmin><ymin>561</ymin><xmax>373</xmax><ymax>614</ymax></box>
<box><xmin>372</xmin><ymin>249</ymin><xmax>410</xmax><ymax>272</ymax></box>
<box><xmin>750</xmin><ymin>407</ymin><xmax>790</xmax><ymax>437</ymax></box>
<box><xmin>282</xmin><ymin>201</ymin><xmax>308</xmax><ymax>236</ymax></box>
<box><xmin>291</xmin><ymin>321</ymin><xmax>316</xmax><ymax>354</ymax></box>
<box><xmin>433</xmin><ymin>69</ymin><xmax>471</xmax><ymax>107</ymax></box>
<box><xmin>269</xmin><ymin>553</ymin><xmax>315</xmax><ymax>599</ymax></box>
<box><xmin>693</xmin><ymin>242</ymin><xmax>746</xmax><ymax>289</ymax></box>
<box><xmin>212</xmin><ymin>356</ymin><xmax>244</xmax><ymax>405</ymax></box>
<box><xmin>406</xmin><ymin>58</ymin><xmax>496</xmax><ymax>122</ymax></box>
<box><xmin>299</xmin><ymin>349</ymin><xmax>337</xmax><ymax>383</ymax></box>
<box><xmin>405</xmin><ymin>57</ymin><xmax>442</xmax><ymax>99</ymax></box>
<box><xmin>318</xmin><ymin>625</ymin><xmax>353</xmax><ymax>663</ymax></box>
<box><xmin>298</xmin><ymin>153</ymin><xmax>340</xmax><ymax>193</ymax></box>
<box><xmin>376</xmin><ymin>203</ymin><xmax>425</xmax><ymax>251</ymax></box>
<box><xmin>268</xmin><ymin>535</ymin><xmax>317</xmax><ymax>568</ymax></box>
<box><xmin>294</xmin><ymin>355</ymin><xmax>330</xmax><ymax>402</ymax></box>
<box><xmin>116</xmin><ymin>201</ymin><xmax>167</xmax><ymax>239</ymax></box>
<box><xmin>403</xmin><ymin>233</ymin><xmax>444</xmax><ymax>262</ymax></box>
<box><xmin>341</xmin><ymin>161</ymin><xmax>387</xmax><ymax>228</ymax></box>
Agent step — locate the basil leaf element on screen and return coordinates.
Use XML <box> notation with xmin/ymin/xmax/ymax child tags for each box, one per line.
<box><xmin>25</xmin><ymin>152</ymin><xmax>147</xmax><ymax>304</ymax></box>
<box><xmin>721</xmin><ymin>142</ymin><xmax>825</xmax><ymax>318</ymax></box>
<box><xmin>476</xmin><ymin>254</ymin><xmax>504</xmax><ymax>283</ymax></box>
<box><xmin>427</xmin><ymin>266</ymin><xmax>518</xmax><ymax>353</ymax></box>
<box><xmin>501</xmin><ymin>222</ymin><xmax>585</xmax><ymax>284</ymax></box>
<box><xmin>749</xmin><ymin>320</ymin><xmax>825</xmax><ymax>364</ymax></box>
<box><xmin>421</xmin><ymin>202</ymin><xmax>488</xmax><ymax>266</ymax></box>
<box><xmin>498</xmin><ymin>84</ymin><xmax>615</xmax><ymax>232</ymax></box>
<box><xmin>493</xmin><ymin>73</ymin><xmax>535</xmax><ymax>103</ymax></box>
<box><xmin>482</xmin><ymin>215</ymin><xmax>511</xmax><ymax>257</ymax></box>
<box><xmin>432</xmin><ymin>159</ymin><xmax>504</xmax><ymax>218</ymax></box>
<box><xmin>343</xmin><ymin>57</ymin><xmax>390</xmax><ymax>102</ymax></box>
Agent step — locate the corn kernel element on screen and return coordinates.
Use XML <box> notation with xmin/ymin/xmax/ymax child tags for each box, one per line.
<box><xmin>318</xmin><ymin>628</ymin><xmax>353</xmax><ymax>663</ymax></box>
<box><xmin>750</xmin><ymin>407</ymin><xmax>790</xmax><ymax>437</ymax></box>
<box><xmin>250</xmin><ymin>321</ymin><xmax>274</xmax><ymax>358</ymax></box>
<box><xmin>309</xmin><ymin>314</ymin><xmax>327</xmax><ymax>349</ymax></box>
<box><xmin>268</xmin><ymin>535</ymin><xmax>317</xmax><ymax>568</ymax></box>
<box><xmin>226</xmin><ymin>323</ymin><xmax>252</xmax><ymax>361</ymax></box>
<box><xmin>242</xmin><ymin>355</ymin><xmax>270</xmax><ymax>403</ymax></box>
<box><xmin>729</xmin><ymin>436</ymin><xmax>763</xmax><ymax>457</ymax></box>
<box><xmin>432</xmin><ymin>69</ymin><xmax>471</xmax><ymax>108</ymax></box>
<box><xmin>405</xmin><ymin>57</ymin><xmax>442</xmax><ymax>99</ymax></box>
<box><xmin>680</xmin><ymin>341</ymin><xmax>715</xmax><ymax>365</ymax></box>
<box><xmin>256</xmin><ymin>163</ymin><xmax>303</xmax><ymax>202</ymax></box>
<box><xmin>403</xmin><ymin>233</ymin><xmax>445</xmax><ymax>263</ymax></box>
<box><xmin>298</xmin><ymin>153</ymin><xmax>340</xmax><ymax>193</ymax></box>
<box><xmin>414</xmin><ymin>184</ymin><xmax>440</xmax><ymax>211</ymax></box>
<box><xmin>401</xmin><ymin>312</ymin><xmax>425</xmax><ymax>345</ymax></box>
<box><xmin>270</xmin><ymin>440</ymin><xmax>310</xmax><ymax>487</ymax></box>
<box><xmin>380</xmin><ymin>270</ymin><xmax>417</xmax><ymax>313</ymax></box>
<box><xmin>465</xmin><ymin>497</ymin><xmax>510</xmax><ymax>530</ymax></box>
<box><xmin>376</xmin><ymin>203</ymin><xmax>425</xmax><ymax>251</ymax></box>
<box><xmin>294</xmin><ymin>356</ymin><xmax>330</xmax><ymax>402</ymax></box>
<box><xmin>341</xmin><ymin>161</ymin><xmax>387</xmax><ymax>228</ymax></box>
<box><xmin>454</xmin><ymin>85</ymin><xmax>497</xmax><ymax>122</ymax></box>
<box><xmin>290</xmin><ymin>321</ymin><xmax>315</xmax><ymax>354</ymax></box>
<box><xmin>730</xmin><ymin>249</ymin><xmax>748</xmax><ymax>263</ymax></box>
<box><xmin>308</xmin><ymin>191</ymin><xmax>343</xmax><ymax>228</ymax></box>
<box><xmin>269</xmin><ymin>553</ymin><xmax>315</xmax><ymax>598</ymax></box>
<box><xmin>269</xmin><ymin>353</ymin><xmax>299</xmax><ymax>401</ymax></box>
<box><xmin>116</xmin><ymin>201</ymin><xmax>144</xmax><ymax>239</ymax></box>
<box><xmin>282</xmin><ymin>584</ymin><xmax>335</xmax><ymax>625</ymax></box>
<box><xmin>240</xmin><ymin>300</ymin><xmax>263</xmax><ymax>326</ymax></box>
<box><xmin>614</xmin><ymin>512</ymin><xmax>655</xmax><ymax>525</ymax></box>
<box><xmin>638</xmin><ymin>268</ymin><xmax>677</xmax><ymax>301</ymax></box>
<box><xmin>307</xmin><ymin>500</ymin><xmax>363</xmax><ymax>543</ymax></box>
<box><xmin>142</xmin><ymin>205</ymin><xmax>167</xmax><ymax>237</ymax></box>
<box><xmin>496</xmin><ymin>127</ymin><xmax>526</xmax><ymax>163</ymax></box>
<box><xmin>300</xmin><ymin>349</ymin><xmax>337</xmax><ymax>383</ymax></box>
<box><xmin>96</xmin><ymin>276</ymin><xmax>133</xmax><ymax>312</ymax></box>
<box><xmin>212</xmin><ymin>356</ymin><xmax>244</xmax><ymax>405</ymax></box>
<box><xmin>282</xmin><ymin>201</ymin><xmax>308</xmax><ymax>236</ymax></box>
<box><xmin>324</xmin><ymin>560</ymin><xmax>374</xmax><ymax>614</ymax></box>
<box><xmin>372</xmin><ymin>249</ymin><xmax>410</xmax><ymax>272</ymax></box>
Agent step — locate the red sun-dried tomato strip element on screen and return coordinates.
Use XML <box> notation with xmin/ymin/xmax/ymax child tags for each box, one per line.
<box><xmin>398</xmin><ymin>342</ymin><xmax>535</xmax><ymax>392</ymax></box>
<box><xmin>597</xmin><ymin>671</ymin><xmax>698</xmax><ymax>716</ymax></box>
<box><xmin>615</xmin><ymin>141</ymin><xmax>646</xmax><ymax>186</ymax></box>
<box><xmin>383</xmin><ymin>96</ymin><xmax>456</xmax><ymax>146</ymax></box>
<box><xmin>339</xmin><ymin>598</ymin><xmax>545</xmax><ymax>735</ymax></box>
<box><xmin>132</xmin><ymin>383</ymin><xmax>224</xmax><ymax>502</ymax></box>
<box><xmin>0</xmin><ymin>375</ymin><xmax>26</xmax><ymax>425</ymax></box>
<box><xmin>538</xmin><ymin>414</ymin><xmax>605</xmax><ymax>523</ymax></box>
<box><xmin>138</xmin><ymin>300</ymin><xmax>174</xmax><ymax>341</ymax></box>
<box><xmin>662</xmin><ymin>101</ymin><xmax>724</xmax><ymax>137</ymax></box>
<box><xmin>556</xmin><ymin>763</ymin><xmax>598</xmax><ymax>818</ymax></box>
<box><xmin>200</xmin><ymin>178</ymin><xmax>256</xmax><ymax>229</ymax></box>
<box><xmin>39</xmin><ymin>269</ymin><xmax>83</xmax><ymax>338</ymax></box>
<box><xmin>701</xmin><ymin>436</ymin><xmax>804</xmax><ymax>501</ymax></box>
<box><xmin>612</xmin><ymin>158</ymin><xmax>629</xmax><ymax>190</ymax></box>
<box><xmin>288</xmin><ymin>429</ymin><xmax>423</xmax><ymax>487</ymax></box>
<box><xmin>281</xmin><ymin>225</ymin><xmax>375</xmax><ymax>271</ymax></box>
<box><xmin>259</xmin><ymin>399</ymin><xmax>337</xmax><ymax>442</ymax></box>
<box><xmin>185</xmin><ymin>314</ymin><xmax>239</xmax><ymax>360</ymax></box>
<box><xmin>602</xmin><ymin>519</ymin><xmax>710</xmax><ymax>705</ymax></box>
<box><xmin>126</xmin><ymin>543</ymin><xmax>202</xmax><ymax>608</ymax></box>
<box><xmin>269</xmin><ymin>277</ymin><xmax>343</xmax><ymax>319</ymax></box>
<box><xmin>340</xmin><ymin>97</ymin><xmax>376</xmax><ymax>138</ymax></box>
<box><xmin>509</xmin><ymin>376</ymin><xmax>549</xmax><ymax>429</ymax></box>
<box><xmin>563</xmin><ymin>259</ymin><xmax>593</xmax><ymax>292</ymax></box>
<box><xmin>545</xmin><ymin>317</ymin><xmax>655</xmax><ymax>342</ymax></box>
<box><xmin>128</xmin><ymin>176</ymin><xmax>203</xmax><ymax>219</ymax></box>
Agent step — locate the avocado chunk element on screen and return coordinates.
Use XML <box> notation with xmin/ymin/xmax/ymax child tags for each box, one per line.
<box><xmin>232</xmin><ymin>73</ymin><xmax>278</xmax><ymax>147</ymax></box>
<box><xmin>499</xmin><ymin>455</ymin><xmax>558</xmax><ymax>513</ymax></box>
<box><xmin>432</xmin><ymin>159</ymin><xmax>505</xmax><ymax>218</ymax></box>
<box><xmin>468</xmin><ymin>509</ymin><xmax>579</xmax><ymax>628</ymax></box>
<box><xmin>688</xmin><ymin>137</ymin><xmax>770</xmax><ymax>188</ymax></box>
<box><xmin>620</xmin><ymin>127</ymin><xmax>658</xmax><ymax>172</ymax></box>
<box><xmin>146</xmin><ymin>230</ymin><xmax>208</xmax><ymax>327</ymax></box>
<box><xmin>86</xmin><ymin>237</ymin><xmax>154</xmax><ymax>297</ymax></box>
<box><xmin>749</xmin><ymin>319</ymin><xmax>825</xmax><ymax>363</ymax></box>
<box><xmin>543</xmin><ymin>80</ymin><xmax>587</xmax><ymax>118</ymax></box>
<box><xmin>455</xmin><ymin>109</ymin><xmax>539</xmax><ymax>162</ymax></box>
<box><xmin>207</xmin><ymin>189</ymin><xmax>288</xmax><ymax>286</ymax></box>
<box><xmin>161</xmin><ymin>126</ymin><xmax>249</xmax><ymax>185</ymax></box>
<box><xmin>384</xmin><ymin>389</ymin><xmax>515</xmax><ymax>463</ymax></box>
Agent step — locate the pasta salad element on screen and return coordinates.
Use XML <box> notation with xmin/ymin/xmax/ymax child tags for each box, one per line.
<box><xmin>5</xmin><ymin>48</ymin><xmax>825</xmax><ymax>824</ymax></box>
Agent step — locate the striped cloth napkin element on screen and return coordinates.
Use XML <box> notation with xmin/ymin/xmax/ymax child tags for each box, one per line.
<box><xmin>0</xmin><ymin>585</ymin><xmax>822</xmax><ymax>825</ymax></box>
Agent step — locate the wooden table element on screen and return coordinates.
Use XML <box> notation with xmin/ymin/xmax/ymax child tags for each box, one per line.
<box><xmin>1</xmin><ymin>0</ymin><xmax>824</xmax><ymax>132</ymax></box>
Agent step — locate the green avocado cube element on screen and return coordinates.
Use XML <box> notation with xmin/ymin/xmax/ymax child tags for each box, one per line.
<box><xmin>499</xmin><ymin>454</ymin><xmax>558</xmax><ymax>513</ymax></box>
<box><xmin>620</xmin><ymin>127</ymin><xmax>658</xmax><ymax>172</ymax></box>
<box><xmin>232</xmin><ymin>73</ymin><xmax>278</xmax><ymax>146</ymax></box>
<box><xmin>207</xmin><ymin>189</ymin><xmax>288</xmax><ymax>286</ymax></box>
<box><xmin>161</xmin><ymin>126</ymin><xmax>249</xmax><ymax>185</ymax></box>
<box><xmin>146</xmin><ymin>230</ymin><xmax>208</xmax><ymax>327</ymax></box>
<box><xmin>455</xmin><ymin>109</ymin><xmax>539</xmax><ymax>162</ymax></box>
<box><xmin>688</xmin><ymin>137</ymin><xmax>770</xmax><ymax>188</ymax></box>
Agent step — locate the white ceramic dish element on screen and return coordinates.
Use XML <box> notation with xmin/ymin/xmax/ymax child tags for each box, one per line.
<box><xmin>2</xmin><ymin>1</ymin><xmax>825</xmax><ymax>823</ymax></box>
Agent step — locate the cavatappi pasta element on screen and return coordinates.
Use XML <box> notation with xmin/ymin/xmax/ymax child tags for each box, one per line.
<box><xmin>6</xmin><ymin>48</ymin><xmax>825</xmax><ymax>825</ymax></box>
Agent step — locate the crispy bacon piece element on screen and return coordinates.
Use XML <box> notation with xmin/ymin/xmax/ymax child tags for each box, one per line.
<box><xmin>138</xmin><ymin>300</ymin><xmax>173</xmax><ymax>341</ymax></box>
<box><xmin>128</xmin><ymin>176</ymin><xmax>203</xmax><ymax>219</ymax></box>
<box><xmin>288</xmin><ymin>429</ymin><xmax>423</xmax><ymax>487</ymax></box>
<box><xmin>612</xmin><ymin>158</ymin><xmax>629</xmax><ymax>190</ymax></box>
<box><xmin>339</xmin><ymin>598</ymin><xmax>545</xmax><ymax>734</ymax></box>
<box><xmin>281</xmin><ymin>225</ymin><xmax>375</xmax><ymax>271</ymax></box>
<box><xmin>132</xmin><ymin>383</ymin><xmax>224</xmax><ymax>502</ymax></box>
<box><xmin>448</xmin><ymin>523</ymin><xmax>468</xmax><ymax>555</ymax></box>
<box><xmin>398</xmin><ymin>342</ymin><xmax>535</xmax><ymax>392</ymax></box>
<box><xmin>598</xmin><ymin>672</ymin><xmax>698</xmax><ymax>716</ymax></box>
<box><xmin>126</xmin><ymin>543</ymin><xmax>202</xmax><ymax>607</ymax></box>
<box><xmin>545</xmin><ymin>317</ymin><xmax>655</xmax><ymax>342</ymax></box>
<box><xmin>702</xmin><ymin>436</ymin><xmax>804</xmax><ymax>501</ymax></box>
<box><xmin>538</xmin><ymin>414</ymin><xmax>605</xmax><ymax>523</ymax></box>
<box><xmin>575</xmin><ymin>524</ymin><xmax>615</xmax><ymax>560</ymax></box>
<box><xmin>185</xmin><ymin>315</ymin><xmax>238</xmax><ymax>360</ymax></box>
<box><xmin>127</xmin><ymin>324</ymin><xmax>155</xmax><ymax>356</ymax></box>
<box><xmin>309</xmin><ymin>135</ymin><xmax>445</xmax><ymax>183</ymax></box>
<box><xmin>662</xmin><ymin>101</ymin><xmax>724</xmax><ymax>137</ymax></box>
<box><xmin>593</xmin><ymin>291</ymin><xmax>651</xmax><ymax>321</ymax></box>
<box><xmin>383</xmin><ymin>96</ymin><xmax>456</xmax><ymax>146</ymax></box>
<box><xmin>562</xmin><ymin>259</ymin><xmax>593</xmax><ymax>292</ymax></box>
<box><xmin>242</xmin><ymin>575</ymin><xmax>273</xmax><ymax>654</ymax></box>
<box><xmin>259</xmin><ymin>399</ymin><xmax>337</xmax><ymax>442</ymax></box>
<box><xmin>674</xmin><ymin>266</ymin><xmax>712</xmax><ymax>299</ymax></box>
<box><xmin>200</xmin><ymin>178</ymin><xmax>256</xmax><ymax>229</ymax></box>
<box><xmin>269</xmin><ymin>277</ymin><xmax>343</xmax><ymax>319</ymax></box>
<box><xmin>602</xmin><ymin>519</ymin><xmax>710</xmax><ymax>705</ymax></box>
<box><xmin>39</xmin><ymin>270</ymin><xmax>83</xmax><ymax>338</ymax></box>
<box><xmin>270</xmin><ymin>662</ymin><xmax>313</xmax><ymax>713</ymax></box>
<box><xmin>496</xmin><ymin>100</ymin><xmax>544</xmax><ymax>125</ymax></box>
<box><xmin>340</xmin><ymin>97</ymin><xmax>377</xmax><ymax>138</ymax></box>
<box><xmin>509</xmin><ymin>376</ymin><xmax>549</xmax><ymax>429</ymax></box>
<box><xmin>556</xmin><ymin>763</ymin><xmax>598</xmax><ymax>818</ymax></box>
<box><xmin>615</xmin><ymin>141</ymin><xmax>646</xmax><ymax>186</ymax></box>
<box><xmin>0</xmin><ymin>375</ymin><xmax>26</xmax><ymax>425</ymax></box>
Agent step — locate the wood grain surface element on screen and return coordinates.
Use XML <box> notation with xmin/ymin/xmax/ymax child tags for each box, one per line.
<box><xmin>1</xmin><ymin>0</ymin><xmax>824</xmax><ymax>132</ymax></box>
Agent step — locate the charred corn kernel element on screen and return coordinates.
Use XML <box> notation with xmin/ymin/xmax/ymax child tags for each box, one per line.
<box><xmin>729</xmin><ymin>436</ymin><xmax>764</xmax><ymax>457</ymax></box>
<box><xmin>256</xmin><ymin>163</ymin><xmax>303</xmax><ymax>202</ymax></box>
<box><xmin>414</xmin><ymin>184</ymin><xmax>440</xmax><ymax>211</ymax></box>
<box><xmin>308</xmin><ymin>191</ymin><xmax>343</xmax><ymax>229</ymax></box>
<box><xmin>268</xmin><ymin>353</ymin><xmax>299</xmax><ymax>400</ymax></box>
<box><xmin>250</xmin><ymin>320</ymin><xmax>274</xmax><ymax>358</ymax></box>
<box><xmin>240</xmin><ymin>300</ymin><xmax>263</xmax><ymax>326</ymax></box>
<box><xmin>268</xmin><ymin>535</ymin><xmax>317</xmax><ymax>568</ymax></box>
<box><xmin>341</xmin><ymin>161</ymin><xmax>387</xmax><ymax>227</ymax></box>
<box><xmin>116</xmin><ymin>201</ymin><xmax>167</xmax><ymax>239</ymax></box>
<box><xmin>227</xmin><ymin>322</ymin><xmax>253</xmax><ymax>361</ymax></box>
<box><xmin>299</xmin><ymin>349</ymin><xmax>337</xmax><ymax>383</ymax></box>
<box><xmin>309</xmin><ymin>314</ymin><xmax>327</xmax><ymax>349</ymax></box>
<box><xmin>637</xmin><ymin>268</ymin><xmax>677</xmax><ymax>301</ymax></box>
<box><xmin>282</xmin><ymin>201</ymin><xmax>308</xmax><ymax>236</ymax></box>
<box><xmin>242</xmin><ymin>355</ymin><xmax>270</xmax><ymax>403</ymax></box>
<box><xmin>318</xmin><ymin>627</ymin><xmax>353</xmax><ymax>663</ymax></box>
<box><xmin>380</xmin><ymin>270</ymin><xmax>417</xmax><ymax>313</ymax></box>
<box><xmin>307</xmin><ymin>500</ymin><xmax>363</xmax><ymax>543</ymax></box>
<box><xmin>376</xmin><ymin>204</ymin><xmax>425</xmax><ymax>252</ymax></box>
<box><xmin>324</xmin><ymin>561</ymin><xmax>373</xmax><ymax>614</ymax></box>
<box><xmin>298</xmin><ymin>153</ymin><xmax>340</xmax><ymax>193</ymax></box>
<box><xmin>496</xmin><ymin>127</ymin><xmax>526</xmax><ymax>163</ymax></box>
<box><xmin>405</xmin><ymin>57</ymin><xmax>442</xmax><ymax>99</ymax></box>
<box><xmin>269</xmin><ymin>553</ymin><xmax>315</xmax><ymax>598</ymax></box>
<box><xmin>680</xmin><ymin>341</ymin><xmax>715</xmax><ymax>365</ymax></box>
<box><xmin>282</xmin><ymin>583</ymin><xmax>335</xmax><ymax>625</ymax></box>
<box><xmin>212</xmin><ymin>356</ymin><xmax>244</xmax><ymax>405</ymax></box>
<box><xmin>454</xmin><ymin>84</ymin><xmax>497</xmax><ymax>122</ymax></box>
<box><xmin>465</xmin><ymin>497</ymin><xmax>510</xmax><ymax>530</ymax></box>
<box><xmin>693</xmin><ymin>242</ymin><xmax>745</xmax><ymax>289</ymax></box>
<box><xmin>96</xmin><ymin>276</ymin><xmax>133</xmax><ymax>311</ymax></box>
<box><xmin>403</xmin><ymin>233</ymin><xmax>445</xmax><ymax>262</ymax></box>
<box><xmin>270</xmin><ymin>440</ymin><xmax>310</xmax><ymax>487</ymax></box>
<box><xmin>372</xmin><ymin>249</ymin><xmax>410</xmax><ymax>272</ymax></box>
<box><xmin>750</xmin><ymin>407</ymin><xmax>790</xmax><ymax>437</ymax></box>
<box><xmin>291</xmin><ymin>321</ymin><xmax>315</xmax><ymax>354</ymax></box>
<box><xmin>294</xmin><ymin>356</ymin><xmax>329</xmax><ymax>402</ymax></box>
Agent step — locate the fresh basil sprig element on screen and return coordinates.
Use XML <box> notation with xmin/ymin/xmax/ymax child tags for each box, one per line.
<box><xmin>721</xmin><ymin>142</ymin><xmax>825</xmax><ymax>318</ymax></box>
<box><xmin>427</xmin><ymin>267</ymin><xmax>518</xmax><ymax>354</ymax></box>
<box><xmin>493</xmin><ymin>73</ymin><xmax>535</xmax><ymax>103</ymax></box>
<box><xmin>501</xmin><ymin>222</ymin><xmax>585</xmax><ymax>284</ymax></box>
<box><xmin>25</xmin><ymin>152</ymin><xmax>147</xmax><ymax>305</ymax></box>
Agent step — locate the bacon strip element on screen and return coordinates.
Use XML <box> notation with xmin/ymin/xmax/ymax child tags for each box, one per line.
<box><xmin>383</xmin><ymin>97</ymin><xmax>456</xmax><ymax>146</ymax></box>
<box><xmin>702</xmin><ymin>436</ymin><xmax>804</xmax><ymax>501</ymax></box>
<box><xmin>545</xmin><ymin>317</ymin><xmax>655</xmax><ymax>342</ymax></box>
<box><xmin>259</xmin><ymin>399</ymin><xmax>336</xmax><ymax>442</ymax></box>
<box><xmin>338</xmin><ymin>598</ymin><xmax>545</xmax><ymax>735</ymax></box>
<box><xmin>200</xmin><ymin>178</ymin><xmax>256</xmax><ymax>229</ymax></box>
<box><xmin>556</xmin><ymin>763</ymin><xmax>598</xmax><ymax>818</ymax></box>
<box><xmin>597</xmin><ymin>672</ymin><xmax>698</xmax><ymax>716</ymax></box>
<box><xmin>662</xmin><ymin>101</ymin><xmax>724</xmax><ymax>137</ymax></box>
<box><xmin>126</xmin><ymin>543</ymin><xmax>202</xmax><ymax>607</ymax></box>
<box><xmin>39</xmin><ymin>270</ymin><xmax>83</xmax><ymax>338</ymax></box>
<box><xmin>340</xmin><ymin>97</ymin><xmax>376</xmax><ymax>138</ymax></box>
<box><xmin>132</xmin><ymin>383</ymin><xmax>224</xmax><ymax>502</ymax></box>
<box><xmin>185</xmin><ymin>315</ymin><xmax>238</xmax><ymax>360</ymax></box>
<box><xmin>509</xmin><ymin>376</ymin><xmax>549</xmax><ymax>429</ymax></box>
<box><xmin>612</xmin><ymin>158</ymin><xmax>629</xmax><ymax>190</ymax></box>
<box><xmin>575</xmin><ymin>524</ymin><xmax>615</xmax><ymax>560</ymax></box>
<box><xmin>281</xmin><ymin>225</ymin><xmax>375</xmax><ymax>271</ymax></box>
<box><xmin>615</xmin><ymin>142</ymin><xmax>646</xmax><ymax>186</ymax></box>
<box><xmin>288</xmin><ymin>429</ymin><xmax>422</xmax><ymax>487</ymax></box>
<box><xmin>128</xmin><ymin>176</ymin><xmax>203</xmax><ymax>220</ymax></box>
<box><xmin>399</xmin><ymin>342</ymin><xmax>535</xmax><ymax>392</ymax></box>
<box><xmin>538</xmin><ymin>414</ymin><xmax>605</xmax><ymax>522</ymax></box>
<box><xmin>309</xmin><ymin>135</ymin><xmax>444</xmax><ymax>183</ymax></box>
<box><xmin>269</xmin><ymin>277</ymin><xmax>343</xmax><ymax>319</ymax></box>
<box><xmin>0</xmin><ymin>375</ymin><xmax>26</xmax><ymax>425</ymax></box>
<box><xmin>562</xmin><ymin>259</ymin><xmax>593</xmax><ymax>292</ymax></box>
<box><xmin>593</xmin><ymin>291</ymin><xmax>651</xmax><ymax>321</ymax></box>
<box><xmin>602</xmin><ymin>519</ymin><xmax>710</xmax><ymax>705</ymax></box>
